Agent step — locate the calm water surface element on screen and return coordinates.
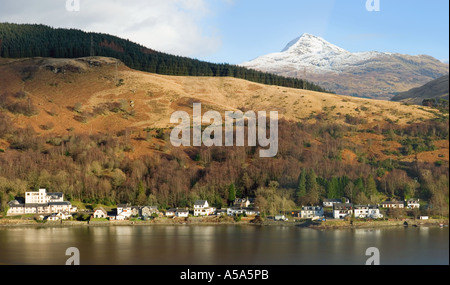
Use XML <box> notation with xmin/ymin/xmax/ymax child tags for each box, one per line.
<box><xmin>0</xmin><ymin>225</ymin><xmax>448</xmax><ymax>265</ymax></box>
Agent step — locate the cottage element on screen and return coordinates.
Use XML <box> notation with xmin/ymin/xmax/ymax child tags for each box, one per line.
<box><xmin>165</xmin><ymin>208</ymin><xmax>177</xmax><ymax>217</ymax></box>
<box><xmin>140</xmin><ymin>206</ymin><xmax>159</xmax><ymax>217</ymax></box>
<box><xmin>274</xmin><ymin>215</ymin><xmax>288</xmax><ymax>221</ymax></box>
<box><xmin>48</xmin><ymin>212</ymin><xmax>72</xmax><ymax>221</ymax></box>
<box><xmin>406</xmin><ymin>199</ymin><xmax>420</xmax><ymax>209</ymax></box>
<box><xmin>176</xmin><ymin>209</ymin><xmax>189</xmax><ymax>218</ymax></box>
<box><xmin>117</xmin><ymin>204</ymin><xmax>132</xmax><ymax>216</ymax></box>
<box><xmin>300</xmin><ymin>206</ymin><xmax>324</xmax><ymax>219</ymax></box>
<box><xmin>233</xmin><ymin>198</ymin><xmax>252</xmax><ymax>208</ymax></box>
<box><xmin>194</xmin><ymin>200</ymin><xmax>214</xmax><ymax>216</ymax></box>
<box><xmin>333</xmin><ymin>203</ymin><xmax>353</xmax><ymax>219</ymax></box>
<box><xmin>354</xmin><ymin>205</ymin><xmax>383</xmax><ymax>219</ymax></box>
<box><xmin>93</xmin><ymin>208</ymin><xmax>108</xmax><ymax>219</ymax></box>
<box><xmin>380</xmin><ymin>201</ymin><xmax>404</xmax><ymax>209</ymax></box>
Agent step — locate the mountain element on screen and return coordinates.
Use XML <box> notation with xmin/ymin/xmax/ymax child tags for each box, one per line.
<box><xmin>241</xmin><ymin>33</ymin><xmax>449</xmax><ymax>100</ymax></box>
<box><xmin>0</xmin><ymin>23</ymin><xmax>328</xmax><ymax>93</ymax></box>
<box><xmin>391</xmin><ymin>75</ymin><xmax>449</xmax><ymax>106</ymax></box>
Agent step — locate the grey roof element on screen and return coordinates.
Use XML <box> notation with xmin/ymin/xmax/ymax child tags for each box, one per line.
<box><xmin>94</xmin><ymin>207</ymin><xmax>108</xmax><ymax>214</ymax></box>
<box><xmin>302</xmin><ymin>206</ymin><xmax>323</xmax><ymax>210</ymax></box>
<box><xmin>354</xmin><ymin>205</ymin><xmax>378</xmax><ymax>209</ymax></box>
<box><xmin>49</xmin><ymin>202</ymin><xmax>71</xmax><ymax>206</ymax></box>
<box><xmin>47</xmin><ymin>192</ymin><xmax>63</xmax><ymax>197</ymax></box>
<box><xmin>333</xmin><ymin>203</ymin><xmax>353</xmax><ymax>210</ymax></box>
<box><xmin>194</xmin><ymin>200</ymin><xmax>208</xmax><ymax>206</ymax></box>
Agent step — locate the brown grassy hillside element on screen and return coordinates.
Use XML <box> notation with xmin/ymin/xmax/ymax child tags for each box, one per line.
<box><xmin>0</xmin><ymin>56</ymin><xmax>447</xmax><ymax>164</ymax></box>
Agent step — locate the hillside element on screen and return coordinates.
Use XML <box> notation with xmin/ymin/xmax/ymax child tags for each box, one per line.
<box><xmin>0</xmin><ymin>56</ymin><xmax>448</xmax><ymax>215</ymax></box>
<box><xmin>0</xmin><ymin>23</ymin><xmax>327</xmax><ymax>93</ymax></box>
<box><xmin>391</xmin><ymin>75</ymin><xmax>449</xmax><ymax>106</ymax></box>
<box><xmin>241</xmin><ymin>34</ymin><xmax>449</xmax><ymax>100</ymax></box>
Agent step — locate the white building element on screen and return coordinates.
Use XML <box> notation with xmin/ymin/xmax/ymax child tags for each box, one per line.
<box><xmin>7</xmin><ymin>189</ymin><xmax>77</xmax><ymax>216</ymax></box>
<box><xmin>380</xmin><ymin>201</ymin><xmax>404</xmax><ymax>209</ymax></box>
<box><xmin>406</xmin><ymin>199</ymin><xmax>420</xmax><ymax>209</ymax></box>
<box><xmin>25</xmin><ymin>189</ymin><xmax>64</xmax><ymax>204</ymax></box>
<box><xmin>233</xmin><ymin>198</ymin><xmax>252</xmax><ymax>208</ymax></box>
<box><xmin>47</xmin><ymin>212</ymin><xmax>72</xmax><ymax>221</ymax></box>
<box><xmin>165</xmin><ymin>208</ymin><xmax>177</xmax><ymax>217</ymax></box>
<box><xmin>227</xmin><ymin>207</ymin><xmax>260</xmax><ymax>217</ymax></box>
<box><xmin>354</xmin><ymin>205</ymin><xmax>383</xmax><ymax>219</ymax></box>
<box><xmin>194</xmin><ymin>200</ymin><xmax>214</xmax><ymax>216</ymax></box>
<box><xmin>176</xmin><ymin>209</ymin><xmax>189</xmax><ymax>218</ymax></box>
<box><xmin>93</xmin><ymin>208</ymin><xmax>108</xmax><ymax>219</ymax></box>
<box><xmin>333</xmin><ymin>203</ymin><xmax>353</xmax><ymax>219</ymax></box>
<box><xmin>300</xmin><ymin>206</ymin><xmax>324</xmax><ymax>219</ymax></box>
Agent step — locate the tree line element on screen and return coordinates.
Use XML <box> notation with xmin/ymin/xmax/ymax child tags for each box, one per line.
<box><xmin>0</xmin><ymin>23</ymin><xmax>330</xmax><ymax>93</ymax></box>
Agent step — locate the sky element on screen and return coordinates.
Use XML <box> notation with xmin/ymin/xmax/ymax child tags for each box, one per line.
<box><xmin>0</xmin><ymin>0</ymin><xmax>449</xmax><ymax>64</ymax></box>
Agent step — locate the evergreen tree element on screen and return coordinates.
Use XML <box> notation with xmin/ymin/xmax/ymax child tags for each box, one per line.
<box><xmin>296</xmin><ymin>168</ymin><xmax>307</xmax><ymax>204</ymax></box>
<box><xmin>228</xmin><ymin>184</ymin><xmax>236</xmax><ymax>204</ymax></box>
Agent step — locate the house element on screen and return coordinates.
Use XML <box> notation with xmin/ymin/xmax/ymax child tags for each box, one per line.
<box><xmin>323</xmin><ymin>198</ymin><xmax>347</xmax><ymax>208</ymax></box>
<box><xmin>420</xmin><ymin>216</ymin><xmax>429</xmax><ymax>220</ymax></box>
<box><xmin>300</xmin><ymin>206</ymin><xmax>324</xmax><ymax>219</ymax></box>
<box><xmin>274</xmin><ymin>215</ymin><xmax>288</xmax><ymax>221</ymax></box>
<box><xmin>93</xmin><ymin>208</ymin><xmax>108</xmax><ymax>219</ymax></box>
<box><xmin>226</xmin><ymin>207</ymin><xmax>260</xmax><ymax>216</ymax></box>
<box><xmin>117</xmin><ymin>204</ymin><xmax>132</xmax><ymax>216</ymax></box>
<box><xmin>243</xmin><ymin>208</ymin><xmax>260</xmax><ymax>216</ymax></box>
<box><xmin>47</xmin><ymin>212</ymin><xmax>72</xmax><ymax>221</ymax></box>
<box><xmin>194</xmin><ymin>200</ymin><xmax>215</xmax><ymax>216</ymax></box>
<box><xmin>406</xmin><ymin>199</ymin><xmax>420</xmax><ymax>209</ymax></box>
<box><xmin>130</xmin><ymin>206</ymin><xmax>140</xmax><ymax>217</ymax></box>
<box><xmin>354</xmin><ymin>205</ymin><xmax>383</xmax><ymax>219</ymax></box>
<box><xmin>380</xmin><ymin>201</ymin><xmax>404</xmax><ymax>209</ymax></box>
<box><xmin>140</xmin><ymin>206</ymin><xmax>159</xmax><ymax>217</ymax></box>
<box><xmin>333</xmin><ymin>203</ymin><xmax>353</xmax><ymax>219</ymax></box>
<box><xmin>233</xmin><ymin>198</ymin><xmax>252</xmax><ymax>208</ymax></box>
<box><xmin>176</xmin><ymin>209</ymin><xmax>189</xmax><ymax>218</ymax></box>
<box><xmin>165</xmin><ymin>208</ymin><xmax>177</xmax><ymax>217</ymax></box>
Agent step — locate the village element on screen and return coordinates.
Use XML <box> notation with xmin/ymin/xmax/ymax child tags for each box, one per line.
<box><xmin>4</xmin><ymin>188</ymin><xmax>431</xmax><ymax>224</ymax></box>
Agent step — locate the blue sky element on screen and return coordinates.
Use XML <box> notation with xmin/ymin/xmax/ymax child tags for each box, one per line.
<box><xmin>1</xmin><ymin>0</ymin><xmax>449</xmax><ymax>64</ymax></box>
<box><xmin>201</xmin><ymin>0</ymin><xmax>450</xmax><ymax>64</ymax></box>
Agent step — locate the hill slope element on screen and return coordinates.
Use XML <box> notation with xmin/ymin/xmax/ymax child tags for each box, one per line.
<box><xmin>0</xmin><ymin>22</ymin><xmax>327</xmax><ymax>93</ymax></box>
<box><xmin>241</xmin><ymin>34</ymin><xmax>449</xmax><ymax>100</ymax></box>
<box><xmin>391</xmin><ymin>75</ymin><xmax>449</xmax><ymax>105</ymax></box>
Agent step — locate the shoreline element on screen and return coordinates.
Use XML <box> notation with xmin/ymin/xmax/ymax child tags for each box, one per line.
<box><xmin>0</xmin><ymin>216</ymin><xmax>448</xmax><ymax>229</ymax></box>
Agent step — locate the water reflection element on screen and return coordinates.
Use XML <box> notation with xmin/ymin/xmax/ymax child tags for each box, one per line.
<box><xmin>0</xmin><ymin>226</ymin><xmax>447</xmax><ymax>265</ymax></box>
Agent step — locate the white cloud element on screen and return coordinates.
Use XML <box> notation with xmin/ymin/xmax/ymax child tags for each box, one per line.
<box><xmin>0</xmin><ymin>0</ymin><xmax>222</xmax><ymax>57</ymax></box>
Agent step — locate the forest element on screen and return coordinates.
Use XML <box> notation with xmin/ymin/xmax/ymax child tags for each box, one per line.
<box><xmin>0</xmin><ymin>108</ymin><xmax>448</xmax><ymax>218</ymax></box>
<box><xmin>0</xmin><ymin>23</ymin><xmax>329</xmax><ymax>93</ymax></box>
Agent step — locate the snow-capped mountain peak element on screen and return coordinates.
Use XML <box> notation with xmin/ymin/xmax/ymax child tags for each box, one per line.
<box><xmin>240</xmin><ymin>33</ymin><xmax>449</xmax><ymax>100</ymax></box>
<box><xmin>281</xmin><ymin>33</ymin><xmax>349</xmax><ymax>55</ymax></box>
